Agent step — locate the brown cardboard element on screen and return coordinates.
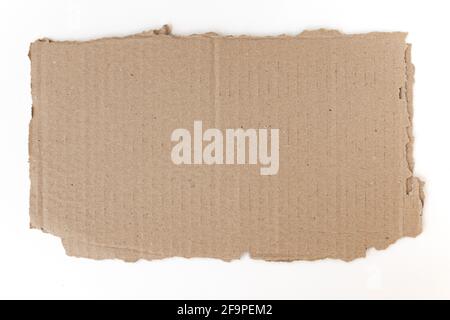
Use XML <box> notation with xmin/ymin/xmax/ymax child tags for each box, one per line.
<box><xmin>29</xmin><ymin>26</ymin><xmax>424</xmax><ymax>262</ymax></box>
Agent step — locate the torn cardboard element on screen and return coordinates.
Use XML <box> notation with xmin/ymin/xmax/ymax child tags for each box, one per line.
<box><xmin>29</xmin><ymin>26</ymin><xmax>424</xmax><ymax>262</ymax></box>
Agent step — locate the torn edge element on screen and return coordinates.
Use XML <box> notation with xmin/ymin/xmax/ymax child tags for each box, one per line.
<box><xmin>404</xmin><ymin>43</ymin><xmax>425</xmax><ymax>206</ymax></box>
<box><xmin>397</xmin><ymin>43</ymin><xmax>424</xmax><ymax>241</ymax></box>
<box><xmin>28</xmin><ymin>41</ymin><xmax>45</xmax><ymax>231</ymax></box>
<box><xmin>30</xmin><ymin>24</ymin><xmax>408</xmax><ymax>46</ymax></box>
<box><xmin>60</xmin><ymin>234</ymin><xmax>415</xmax><ymax>263</ymax></box>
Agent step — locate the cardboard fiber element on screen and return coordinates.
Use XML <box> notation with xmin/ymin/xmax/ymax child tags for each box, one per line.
<box><xmin>29</xmin><ymin>26</ymin><xmax>424</xmax><ymax>262</ymax></box>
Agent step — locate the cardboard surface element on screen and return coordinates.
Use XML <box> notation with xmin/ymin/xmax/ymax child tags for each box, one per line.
<box><xmin>29</xmin><ymin>26</ymin><xmax>424</xmax><ymax>262</ymax></box>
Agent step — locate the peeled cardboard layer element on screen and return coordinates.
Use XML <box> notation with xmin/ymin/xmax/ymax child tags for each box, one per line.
<box><xmin>29</xmin><ymin>26</ymin><xmax>424</xmax><ymax>262</ymax></box>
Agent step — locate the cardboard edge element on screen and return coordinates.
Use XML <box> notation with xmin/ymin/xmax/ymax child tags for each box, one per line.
<box><xmin>403</xmin><ymin>43</ymin><xmax>425</xmax><ymax>237</ymax></box>
<box><xmin>29</xmin><ymin>25</ymin><xmax>408</xmax><ymax>46</ymax></box>
<box><xmin>59</xmin><ymin>233</ymin><xmax>423</xmax><ymax>263</ymax></box>
<box><xmin>61</xmin><ymin>238</ymin><xmax>240</xmax><ymax>263</ymax></box>
<box><xmin>28</xmin><ymin>41</ymin><xmax>44</xmax><ymax>231</ymax></box>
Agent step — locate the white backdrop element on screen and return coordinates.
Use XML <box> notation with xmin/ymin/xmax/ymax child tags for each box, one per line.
<box><xmin>0</xmin><ymin>0</ymin><xmax>449</xmax><ymax>299</ymax></box>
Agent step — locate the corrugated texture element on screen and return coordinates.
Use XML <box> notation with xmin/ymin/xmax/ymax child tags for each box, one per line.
<box><xmin>29</xmin><ymin>27</ymin><xmax>423</xmax><ymax>262</ymax></box>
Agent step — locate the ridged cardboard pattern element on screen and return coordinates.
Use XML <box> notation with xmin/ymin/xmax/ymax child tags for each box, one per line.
<box><xmin>29</xmin><ymin>26</ymin><xmax>424</xmax><ymax>261</ymax></box>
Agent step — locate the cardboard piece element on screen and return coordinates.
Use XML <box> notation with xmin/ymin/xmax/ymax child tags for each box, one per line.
<box><xmin>29</xmin><ymin>26</ymin><xmax>424</xmax><ymax>262</ymax></box>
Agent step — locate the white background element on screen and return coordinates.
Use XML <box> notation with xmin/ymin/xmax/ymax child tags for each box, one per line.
<box><xmin>1</xmin><ymin>0</ymin><xmax>449</xmax><ymax>300</ymax></box>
